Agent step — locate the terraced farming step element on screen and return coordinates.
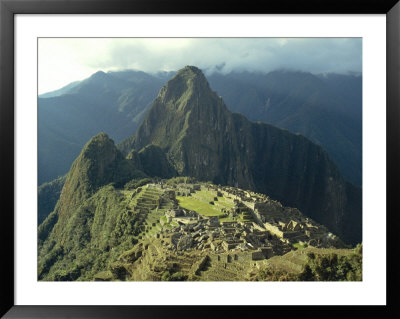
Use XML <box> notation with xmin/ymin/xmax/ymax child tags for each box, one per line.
<box><xmin>200</xmin><ymin>267</ymin><xmax>243</xmax><ymax>281</ymax></box>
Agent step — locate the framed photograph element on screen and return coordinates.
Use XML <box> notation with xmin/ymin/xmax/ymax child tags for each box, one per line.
<box><xmin>1</xmin><ymin>0</ymin><xmax>399</xmax><ymax>317</ymax></box>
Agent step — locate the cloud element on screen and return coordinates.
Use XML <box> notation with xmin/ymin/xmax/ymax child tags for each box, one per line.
<box><xmin>38</xmin><ymin>38</ymin><xmax>361</xmax><ymax>94</ymax></box>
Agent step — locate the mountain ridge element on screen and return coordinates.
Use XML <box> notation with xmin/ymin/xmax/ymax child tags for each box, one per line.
<box><xmin>38</xmin><ymin>68</ymin><xmax>362</xmax><ymax>186</ymax></box>
<box><xmin>118</xmin><ymin>66</ymin><xmax>361</xmax><ymax>244</ymax></box>
<box><xmin>38</xmin><ymin>71</ymin><xmax>169</xmax><ymax>185</ymax></box>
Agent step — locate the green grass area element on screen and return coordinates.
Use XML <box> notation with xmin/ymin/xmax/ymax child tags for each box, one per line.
<box><xmin>192</xmin><ymin>189</ymin><xmax>234</xmax><ymax>209</ymax></box>
<box><xmin>177</xmin><ymin>196</ymin><xmax>224</xmax><ymax>218</ymax></box>
<box><xmin>293</xmin><ymin>242</ymin><xmax>306</xmax><ymax>250</ymax></box>
<box><xmin>178</xmin><ymin>188</ymin><xmax>235</xmax><ymax>212</ymax></box>
<box><xmin>177</xmin><ymin>191</ymin><xmax>253</xmax><ymax>223</ymax></box>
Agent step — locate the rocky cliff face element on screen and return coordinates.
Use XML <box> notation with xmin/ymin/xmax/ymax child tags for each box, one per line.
<box><xmin>207</xmin><ymin>71</ymin><xmax>362</xmax><ymax>186</ymax></box>
<box><xmin>119</xmin><ymin>66</ymin><xmax>361</xmax><ymax>244</ymax></box>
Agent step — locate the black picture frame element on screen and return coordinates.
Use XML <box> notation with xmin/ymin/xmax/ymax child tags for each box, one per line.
<box><xmin>1</xmin><ymin>0</ymin><xmax>399</xmax><ymax>318</ymax></box>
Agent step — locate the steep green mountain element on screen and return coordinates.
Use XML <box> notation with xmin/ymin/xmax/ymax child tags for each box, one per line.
<box><xmin>48</xmin><ymin>133</ymin><xmax>145</xmax><ymax>219</ymax></box>
<box><xmin>38</xmin><ymin>133</ymin><xmax>147</xmax><ymax>280</ymax></box>
<box><xmin>38</xmin><ymin>70</ymin><xmax>169</xmax><ymax>185</ymax></box>
<box><xmin>207</xmin><ymin>71</ymin><xmax>362</xmax><ymax>186</ymax></box>
<box><xmin>38</xmin><ymin>175</ymin><xmax>66</xmax><ymax>225</ymax></box>
<box><xmin>120</xmin><ymin>66</ymin><xmax>361</xmax><ymax>245</ymax></box>
<box><xmin>133</xmin><ymin>144</ymin><xmax>177</xmax><ymax>178</ymax></box>
<box><xmin>37</xmin><ymin>138</ymin><xmax>177</xmax><ymax>226</ymax></box>
<box><xmin>38</xmin><ymin>69</ymin><xmax>362</xmax><ymax>187</ymax></box>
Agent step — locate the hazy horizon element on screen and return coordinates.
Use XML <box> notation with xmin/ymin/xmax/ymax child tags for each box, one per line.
<box><xmin>38</xmin><ymin>38</ymin><xmax>362</xmax><ymax>94</ymax></box>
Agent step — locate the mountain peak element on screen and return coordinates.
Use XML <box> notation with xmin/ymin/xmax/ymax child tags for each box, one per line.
<box><xmin>178</xmin><ymin>65</ymin><xmax>204</xmax><ymax>76</ymax></box>
<box><xmin>81</xmin><ymin>132</ymin><xmax>115</xmax><ymax>160</ymax></box>
<box><xmin>174</xmin><ymin>65</ymin><xmax>208</xmax><ymax>84</ymax></box>
<box><xmin>118</xmin><ymin>65</ymin><xmax>228</xmax><ymax>163</ymax></box>
<box><xmin>90</xmin><ymin>70</ymin><xmax>107</xmax><ymax>79</ymax></box>
<box><xmin>156</xmin><ymin>66</ymin><xmax>210</xmax><ymax>103</ymax></box>
<box><xmin>57</xmin><ymin>132</ymin><xmax>146</xmax><ymax>218</ymax></box>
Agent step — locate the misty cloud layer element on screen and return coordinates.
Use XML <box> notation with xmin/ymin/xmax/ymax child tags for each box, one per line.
<box><xmin>39</xmin><ymin>38</ymin><xmax>361</xmax><ymax>94</ymax></box>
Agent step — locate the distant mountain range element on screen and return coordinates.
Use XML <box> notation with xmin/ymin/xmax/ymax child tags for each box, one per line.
<box><xmin>38</xmin><ymin>70</ymin><xmax>172</xmax><ymax>184</ymax></box>
<box><xmin>38</xmin><ymin>68</ymin><xmax>362</xmax><ymax>186</ymax></box>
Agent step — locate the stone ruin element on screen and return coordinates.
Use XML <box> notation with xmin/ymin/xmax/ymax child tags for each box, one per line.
<box><xmin>160</xmin><ymin>214</ymin><xmax>281</xmax><ymax>262</ymax></box>
<box><xmin>155</xmin><ymin>181</ymin><xmax>344</xmax><ymax>263</ymax></box>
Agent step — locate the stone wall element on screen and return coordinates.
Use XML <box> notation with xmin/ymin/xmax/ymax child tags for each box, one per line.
<box><xmin>264</xmin><ymin>222</ymin><xmax>285</xmax><ymax>238</ymax></box>
<box><xmin>251</xmin><ymin>250</ymin><xmax>265</xmax><ymax>261</ymax></box>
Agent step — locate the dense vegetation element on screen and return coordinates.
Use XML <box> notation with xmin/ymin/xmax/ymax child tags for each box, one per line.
<box><xmin>298</xmin><ymin>244</ymin><xmax>362</xmax><ymax>281</ymax></box>
<box><xmin>123</xmin><ymin>177</ymin><xmax>153</xmax><ymax>190</ymax></box>
<box><xmin>256</xmin><ymin>244</ymin><xmax>362</xmax><ymax>281</ymax></box>
<box><xmin>38</xmin><ymin>184</ymin><xmax>138</xmax><ymax>280</ymax></box>
<box><xmin>38</xmin><ymin>175</ymin><xmax>66</xmax><ymax>224</ymax></box>
<box><xmin>38</xmin><ymin>133</ymin><xmax>150</xmax><ymax>280</ymax></box>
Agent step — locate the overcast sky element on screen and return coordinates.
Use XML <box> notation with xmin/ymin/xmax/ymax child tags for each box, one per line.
<box><xmin>38</xmin><ymin>38</ymin><xmax>362</xmax><ymax>94</ymax></box>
